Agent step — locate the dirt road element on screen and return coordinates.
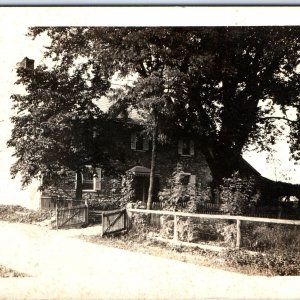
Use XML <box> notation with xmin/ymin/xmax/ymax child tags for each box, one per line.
<box><xmin>0</xmin><ymin>221</ymin><xmax>299</xmax><ymax>299</ymax></box>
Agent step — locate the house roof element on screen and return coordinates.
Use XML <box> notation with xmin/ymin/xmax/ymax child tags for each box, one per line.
<box><xmin>127</xmin><ymin>166</ymin><xmax>159</xmax><ymax>176</ymax></box>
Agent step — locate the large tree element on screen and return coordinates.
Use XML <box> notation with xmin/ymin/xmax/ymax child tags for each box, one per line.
<box><xmin>8</xmin><ymin>60</ymin><xmax>123</xmax><ymax>199</ymax></box>
<box><xmin>14</xmin><ymin>27</ymin><xmax>300</xmax><ymax>202</ymax></box>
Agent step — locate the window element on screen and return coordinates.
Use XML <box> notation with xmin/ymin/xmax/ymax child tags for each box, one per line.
<box><xmin>76</xmin><ymin>166</ymin><xmax>101</xmax><ymax>192</ymax></box>
<box><xmin>180</xmin><ymin>174</ymin><xmax>190</xmax><ymax>185</ymax></box>
<box><xmin>178</xmin><ymin>139</ymin><xmax>194</xmax><ymax>156</ymax></box>
<box><xmin>179</xmin><ymin>173</ymin><xmax>196</xmax><ymax>186</ymax></box>
<box><xmin>131</xmin><ymin>132</ymin><xmax>149</xmax><ymax>151</ymax></box>
<box><xmin>92</xmin><ymin>126</ymin><xmax>97</xmax><ymax>139</ymax></box>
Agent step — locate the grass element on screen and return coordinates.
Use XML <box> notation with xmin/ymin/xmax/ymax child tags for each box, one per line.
<box><xmin>0</xmin><ymin>205</ymin><xmax>53</xmax><ymax>224</ymax></box>
<box><xmin>79</xmin><ymin>231</ymin><xmax>271</xmax><ymax>276</ymax></box>
<box><xmin>0</xmin><ymin>265</ymin><xmax>27</xmax><ymax>278</ymax></box>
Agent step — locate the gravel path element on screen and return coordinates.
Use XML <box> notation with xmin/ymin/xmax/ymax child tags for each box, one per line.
<box><xmin>0</xmin><ymin>221</ymin><xmax>299</xmax><ymax>299</ymax></box>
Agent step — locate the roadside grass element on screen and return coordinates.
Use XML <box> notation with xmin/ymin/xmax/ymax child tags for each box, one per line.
<box><xmin>79</xmin><ymin>231</ymin><xmax>271</xmax><ymax>276</ymax></box>
<box><xmin>0</xmin><ymin>265</ymin><xmax>28</xmax><ymax>278</ymax></box>
<box><xmin>0</xmin><ymin>205</ymin><xmax>52</xmax><ymax>224</ymax></box>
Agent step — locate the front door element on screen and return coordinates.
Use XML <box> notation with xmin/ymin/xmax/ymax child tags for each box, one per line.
<box><xmin>134</xmin><ymin>176</ymin><xmax>159</xmax><ymax>204</ymax></box>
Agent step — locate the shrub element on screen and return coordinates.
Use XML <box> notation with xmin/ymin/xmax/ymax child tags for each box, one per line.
<box><xmin>219</xmin><ymin>171</ymin><xmax>260</xmax><ymax>215</ymax></box>
<box><xmin>251</xmin><ymin>223</ymin><xmax>300</xmax><ymax>253</ymax></box>
<box><xmin>217</xmin><ymin>222</ymin><xmax>237</xmax><ymax>247</ymax></box>
<box><xmin>119</xmin><ymin>171</ymin><xmax>135</xmax><ymax>207</ymax></box>
<box><xmin>88</xmin><ymin>199</ymin><xmax>120</xmax><ymax>210</ymax></box>
<box><xmin>159</xmin><ymin>164</ymin><xmax>202</xmax><ymax>213</ymax></box>
<box><xmin>130</xmin><ymin>213</ymin><xmax>150</xmax><ymax>238</ymax></box>
<box><xmin>160</xmin><ymin>215</ymin><xmax>174</xmax><ymax>239</ymax></box>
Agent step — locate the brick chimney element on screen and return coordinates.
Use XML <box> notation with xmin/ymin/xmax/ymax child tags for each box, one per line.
<box><xmin>17</xmin><ymin>57</ymin><xmax>34</xmax><ymax>70</ymax></box>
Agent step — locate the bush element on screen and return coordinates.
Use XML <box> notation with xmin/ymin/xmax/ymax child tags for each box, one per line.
<box><xmin>160</xmin><ymin>216</ymin><xmax>226</xmax><ymax>243</ymax></box>
<box><xmin>130</xmin><ymin>213</ymin><xmax>150</xmax><ymax>237</ymax></box>
<box><xmin>160</xmin><ymin>215</ymin><xmax>174</xmax><ymax>239</ymax></box>
<box><xmin>251</xmin><ymin>223</ymin><xmax>300</xmax><ymax>253</ymax></box>
<box><xmin>88</xmin><ymin>199</ymin><xmax>120</xmax><ymax>210</ymax></box>
<box><xmin>119</xmin><ymin>172</ymin><xmax>135</xmax><ymax>207</ymax></box>
<box><xmin>217</xmin><ymin>222</ymin><xmax>237</xmax><ymax>247</ymax></box>
<box><xmin>159</xmin><ymin>164</ymin><xmax>202</xmax><ymax>213</ymax></box>
<box><xmin>219</xmin><ymin>171</ymin><xmax>260</xmax><ymax>215</ymax></box>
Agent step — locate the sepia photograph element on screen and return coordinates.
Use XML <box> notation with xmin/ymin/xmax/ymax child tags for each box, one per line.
<box><xmin>0</xmin><ymin>6</ymin><xmax>300</xmax><ymax>299</ymax></box>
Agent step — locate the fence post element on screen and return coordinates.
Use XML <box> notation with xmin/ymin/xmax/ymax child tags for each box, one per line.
<box><xmin>55</xmin><ymin>205</ymin><xmax>58</xmax><ymax>230</ymax></box>
<box><xmin>101</xmin><ymin>212</ymin><xmax>105</xmax><ymax>237</ymax></box>
<box><xmin>173</xmin><ymin>213</ymin><xmax>178</xmax><ymax>241</ymax></box>
<box><xmin>236</xmin><ymin>219</ymin><xmax>241</xmax><ymax>249</ymax></box>
<box><xmin>85</xmin><ymin>199</ymin><xmax>89</xmax><ymax>224</ymax></box>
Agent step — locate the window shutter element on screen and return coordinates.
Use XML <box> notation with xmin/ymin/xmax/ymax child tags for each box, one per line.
<box><xmin>131</xmin><ymin>132</ymin><xmax>137</xmax><ymax>150</ymax></box>
<box><xmin>178</xmin><ymin>139</ymin><xmax>183</xmax><ymax>155</ymax></box>
<box><xmin>190</xmin><ymin>140</ymin><xmax>195</xmax><ymax>156</ymax></box>
<box><xmin>95</xmin><ymin>168</ymin><xmax>101</xmax><ymax>191</ymax></box>
<box><xmin>143</xmin><ymin>137</ymin><xmax>149</xmax><ymax>151</ymax></box>
<box><xmin>189</xmin><ymin>175</ymin><xmax>196</xmax><ymax>185</ymax></box>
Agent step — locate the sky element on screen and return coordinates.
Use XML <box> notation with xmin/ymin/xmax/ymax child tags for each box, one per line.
<box><xmin>1</xmin><ymin>7</ymin><xmax>300</xmax><ymax>208</ymax></box>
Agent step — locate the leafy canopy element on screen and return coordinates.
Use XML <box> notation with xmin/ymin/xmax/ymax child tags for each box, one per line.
<box><xmin>28</xmin><ymin>27</ymin><xmax>300</xmax><ymax>158</ymax></box>
<box><xmin>8</xmin><ymin>61</ymin><xmax>118</xmax><ymax>187</ymax></box>
<box><xmin>10</xmin><ymin>27</ymin><xmax>300</xmax><ymax>188</ymax></box>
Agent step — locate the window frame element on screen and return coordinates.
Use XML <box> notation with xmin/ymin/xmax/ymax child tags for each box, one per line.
<box><xmin>179</xmin><ymin>172</ymin><xmax>196</xmax><ymax>186</ymax></box>
<box><xmin>131</xmin><ymin>131</ymin><xmax>150</xmax><ymax>152</ymax></box>
<box><xmin>178</xmin><ymin>139</ymin><xmax>195</xmax><ymax>157</ymax></box>
<box><xmin>76</xmin><ymin>166</ymin><xmax>101</xmax><ymax>192</ymax></box>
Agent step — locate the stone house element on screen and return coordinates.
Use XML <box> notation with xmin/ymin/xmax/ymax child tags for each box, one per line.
<box><xmin>39</xmin><ymin>118</ymin><xmax>213</xmax><ymax>209</ymax></box>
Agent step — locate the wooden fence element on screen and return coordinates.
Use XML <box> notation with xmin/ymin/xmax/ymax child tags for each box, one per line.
<box><xmin>127</xmin><ymin>208</ymin><xmax>300</xmax><ymax>250</ymax></box>
<box><xmin>101</xmin><ymin>208</ymin><xmax>127</xmax><ymax>236</ymax></box>
<box><xmin>55</xmin><ymin>204</ymin><xmax>88</xmax><ymax>229</ymax></box>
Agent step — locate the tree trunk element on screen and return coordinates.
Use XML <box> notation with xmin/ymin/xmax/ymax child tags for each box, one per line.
<box><xmin>147</xmin><ymin>118</ymin><xmax>158</xmax><ymax>210</ymax></box>
<box><xmin>201</xmin><ymin>142</ymin><xmax>242</xmax><ymax>203</ymax></box>
<box><xmin>75</xmin><ymin>169</ymin><xmax>83</xmax><ymax>201</ymax></box>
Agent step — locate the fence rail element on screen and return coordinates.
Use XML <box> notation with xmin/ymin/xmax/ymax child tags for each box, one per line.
<box><xmin>128</xmin><ymin>208</ymin><xmax>300</xmax><ymax>250</ymax></box>
<box><xmin>130</xmin><ymin>208</ymin><xmax>300</xmax><ymax>225</ymax></box>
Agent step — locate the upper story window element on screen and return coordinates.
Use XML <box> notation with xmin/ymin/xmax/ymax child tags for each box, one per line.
<box><xmin>76</xmin><ymin>166</ymin><xmax>101</xmax><ymax>192</ymax></box>
<box><xmin>178</xmin><ymin>139</ymin><xmax>194</xmax><ymax>156</ymax></box>
<box><xmin>131</xmin><ymin>132</ymin><xmax>149</xmax><ymax>151</ymax></box>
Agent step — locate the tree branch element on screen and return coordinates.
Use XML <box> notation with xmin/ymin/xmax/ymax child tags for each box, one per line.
<box><xmin>260</xmin><ymin>116</ymin><xmax>297</xmax><ymax>124</ymax></box>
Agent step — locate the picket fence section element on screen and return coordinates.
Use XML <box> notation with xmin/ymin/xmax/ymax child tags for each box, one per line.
<box><xmin>152</xmin><ymin>202</ymin><xmax>300</xmax><ymax>219</ymax></box>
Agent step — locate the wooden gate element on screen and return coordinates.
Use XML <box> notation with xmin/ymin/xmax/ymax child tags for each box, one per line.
<box><xmin>56</xmin><ymin>204</ymin><xmax>88</xmax><ymax>229</ymax></box>
<box><xmin>101</xmin><ymin>208</ymin><xmax>127</xmax><ymax>236</ymax></box>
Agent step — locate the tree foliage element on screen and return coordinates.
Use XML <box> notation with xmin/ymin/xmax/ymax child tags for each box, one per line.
<box><xmin>10</xmin><ymin>27</ymin><xmax>300</xmax><ymax>195</ymax></box>
<box><xmin>159</xmin><ymin>164</ymin><xmax>199</xmax><ymax>213</ymax></box>
<box><xmin>28</xmin><ymin>28</ymin><xmax>300</xmax><ymax>175</ymax></box>
<box><xmin>8</xmin><ymin>61</ymin><xmax>121</xmax><ymax>190</ymax></box>
<box><xmin>220</xmin><ymin>171</ymin><xmax>260</xmax><ymax>215</ymax></box>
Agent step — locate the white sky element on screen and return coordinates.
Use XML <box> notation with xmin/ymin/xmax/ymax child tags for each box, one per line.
<box><xmin>1</xmin><ymin>6</ymin><xmax>300</xmax><ymax>208</ymax></box>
